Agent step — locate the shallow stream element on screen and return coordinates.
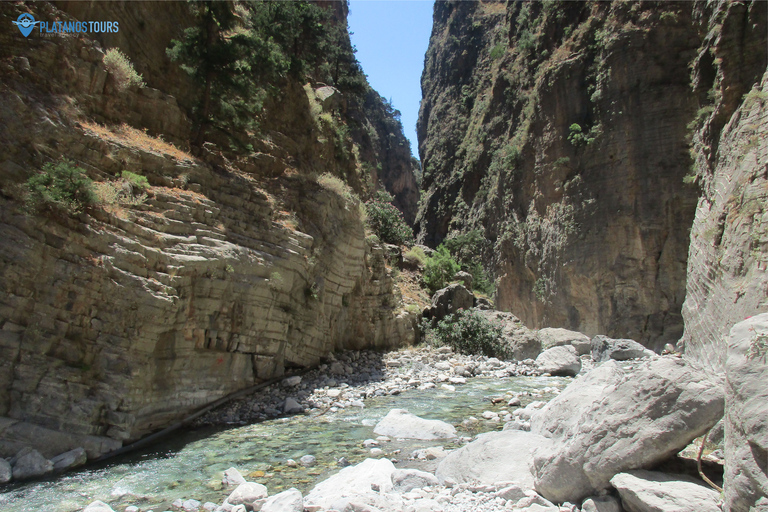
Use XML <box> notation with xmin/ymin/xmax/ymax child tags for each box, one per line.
<box><xmin>0</xmin><ymin>374</ymin><xmax>567</xmax><ymax>512</ymax></box>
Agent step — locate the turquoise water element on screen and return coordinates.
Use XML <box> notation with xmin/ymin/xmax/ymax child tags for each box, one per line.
<box><xmin>0</xmin><ymin>375</ymin><xmax>567</xmax><ymax>512</ymax></box>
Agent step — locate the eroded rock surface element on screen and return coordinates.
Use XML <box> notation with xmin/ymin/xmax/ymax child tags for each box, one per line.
<box><xmin>610</xmin><ymin>470</ymin><xmax>721</xmax><ymax>512</ymax></box>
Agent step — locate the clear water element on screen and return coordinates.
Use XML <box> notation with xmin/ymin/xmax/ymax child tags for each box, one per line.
<box><xmin>0</xmin><ymin>375</ymin><xmax>567</xmax><ymax>512</ymax></box>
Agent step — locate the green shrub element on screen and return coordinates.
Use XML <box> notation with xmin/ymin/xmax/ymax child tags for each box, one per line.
<box><xmin>404</xmin><ymin>246</ymin><xmax>427</xmax><ymax>266</ymax></box>
<box><xmin>364</xmin><ymin>198</ymin><xmax>414</xmax><ymax>246</ymax></box>
<box><xmin>422</xmin><ymin>309</ymin><xmax>508</xmax><ymax>358</ymax></box>
<box><xmin>121</xmin><ymin>170</ymin><xmax>150</xmax><ymax>190</ymax></box>
<box><xmin>442</xmin><ymin>230</ymin><xmax>495</xmax><ymax>295</ymax></box>
<box><xmin>318</xmin><ymin>173</ymin><xmax>358</xmax><ymax>204</ymax></box>
<box><xmin>423</xmin><ymin>245</ymin><xmax>460</xmax><ymax>293</ymax></box>
<box><xmin>25</xmin><ymin>160</ymin><xmax>96</xmax><ymax>215</ymax></box>
<box><xmin>103</xmin><ymin>48</ymin><xmax>144</xmax><ymax>91</ymax></box>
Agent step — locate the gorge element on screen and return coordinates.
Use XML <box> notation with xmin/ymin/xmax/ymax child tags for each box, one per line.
<box><xmin>0</xmin><ymin>1</ymin><xmax>766</xmax><ymax>511</ymax></box>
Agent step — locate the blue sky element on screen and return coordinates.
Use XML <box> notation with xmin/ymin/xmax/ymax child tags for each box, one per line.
<box><xmin>348</xmin><ymin>1</ymin><xmax>435</xmax><ymax>159</ymax></box>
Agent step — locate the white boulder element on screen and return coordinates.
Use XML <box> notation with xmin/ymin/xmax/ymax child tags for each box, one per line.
<box><xmin>610</xmin><ymin>470</ymin><xmax>721</xmax><ymax>512</ymax></box>
<box><xmin>535</xmin><ymin>345</ymin><xmax>582</xmax><ymax>376</ymax></box>
<box><xmin>374</xmin><ymin>409</ymin><xmax>457</xmax><ymax>440</ymax></box>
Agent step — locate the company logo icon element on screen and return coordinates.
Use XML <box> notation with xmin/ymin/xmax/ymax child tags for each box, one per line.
<box><xmin>13</xmin><ymin>13</ymin><xmax>39</xmax><ymax>37</ymax></box>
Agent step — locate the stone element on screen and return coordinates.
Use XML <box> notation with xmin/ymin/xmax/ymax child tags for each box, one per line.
<box><xmin>530</xmin><ymin>358</ymin><xmax>724</xmax><ymax>503</ymax></box>
<box><xmin>493</xmin><ymin>483</ymin><xmax>526</xmax><ymax>502</ymax></box>
<box><xmin>225</xmin><ymin>482</ymin><xmax>268</xmax><ymax>508</ymax></box>
<box><xmin>535</xmin><ymin>345</ymin><xmax>582</xmax><ymax>376</ymax></box>
<box><xmin>369</xmin><ymin>448</ymin><xmax>384</xmax><ymax>456</ymax></box>
<box><xmin>11</xmin><ymin>447</ymin><xmax>53</xmax><ymax>480</ymax></box>
<box><xmin>391</xmin><ymin>468</ymin><xmax>439</xmax><ymax>492</ymax></box>
<box><xmin>0</xmin><ymin>458</ymin><xmax>11</xmax><ymax>483</ymax></box>
<box><xmin>591</xmin><ymin>335</ymin><xmax>654</xmax><ymax>362</ymax></box>
<box><xmin>724</xmin><ymin>314</ymin><xmax>768</xmax><ymax>512</ymax></box>
<box><xmin>435</xmin><ymin>430</ymin><xmax>550</xmax><ymax>488</ymax></box>
<box><xmin>281</xmin><ymin>376</ymin><xmax>301</xmax><ymax>387</ymax></box>
<box><xmin>300</xmin><ymin>455</ymin><xmax>316</xmax><ymax>467</ymax></box>
<box><xmin>426</xmin><ymin>284</ymin><xmax>474</xmax><ymax>322</ymax></box>
<box><xmin>283</xmin><ymin>398</ymin><xmax>302</xmax><ymax>414</ymax></box>
<box><xmin>478</xmin><ymin>311</ymin><xmax>541</xmax><ymax>361</ymax></box>
<box><xmin>260</xmin><ymin>488</ymin><xmax>303</xmax><ymax>512</ymax></box>
<box><xmin>223</xmin><ymin>467</ymin><xmax>247</xmax><ymax>487</ymax></box>
<box><xmin>374</xmin><ymin>409</ymin><xmax>457</xmax><ymax>440</ymax></box>
<box><xmin>581</xmin><ymin>496</ymin><xmax>621</xmax><ymax>512</ymax></box>
<box><xmin>83</xmin><ymin>502</ymin><xmax>116</xmax><ymax>512</ymax></box>
<box><xmin>610</xmin><ymin>470</ymin><xmax>721</xmax><ymax>512</ymax></box>
<box><xmin>303</xmin><ymin>458</ymin><xmax>396</xmax><ymax>510</ymax></box>
<box><xmin>51</xmin><ymin>447</ymin><xmax>87</xmax><ymax>472</ymax></box>
<box><xmin>536</xmin><ymin>328</ymin><xmax>591</xmax><ymax>354</ymax></box>
<box><xmin>330</xmin><ymin>362</ymin><xmax>345</xmax><ymax>375</ymax></box>
<box><xmin>453</xmin><ymin>271</ymin><xmax>473</xmax><ymax>290</ymax></box>
<box><xmin>182</xmin><ymin>499</ymin><xmax>201</xmax><ymax>511</ymax></box>
<box><xmin>125</xmin><ymin>506</ymin><xmax>139</xmax><ymax>512</ymax></box>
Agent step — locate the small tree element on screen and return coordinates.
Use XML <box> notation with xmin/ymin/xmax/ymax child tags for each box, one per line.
<box><xmin>364</xmin><ymin>196</ymin><xmax>414</xmax><ymax>246</ymax></box>
<box><xmin>422</xmin><ymin>245</ymin><xmax>460</xmax><ymax>293</ymax></box>
<box><xmin>25</xmin><ymin>160</ymin><xmax>96</xmax><ymax>215</ymax></box>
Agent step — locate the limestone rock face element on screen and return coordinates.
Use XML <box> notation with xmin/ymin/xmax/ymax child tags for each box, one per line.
<box><xmin>373</xmin><ymin>409</ymin><xmax>457</xmax><ymax>440</ymax></box>
<box><xmin>0</xmin><ymin>1</ymin><xmax>418</xmax><ymax>460</ymax></box>
<box><xmin>435</xmin><ymin>430</ymin><xmax>549</xmax><ymax>489</ymax></box>
<box><xmin>610</xmin><ymin>470</ymin><xmax>721</xmax><ymax>512</ymax></box>
<box><xmin>679</xmin><ymin>0</ymin><xmax>768</xmax><ymax>373</ymax></box>
<box><xmin>530</xmin><ymin>358</ymin><xmax>724</xmax><ymax>503</ymax></box>
<box><xmin>724</xmin><ymin>314</ymin><xmax>768</xmax><ymax>511</ymax></box>
<box><xmin>416</xmin><ymin>1</ymin><xmax>704</xmax><ymax>349</ymax></box>
<box><xmin>535</xmin><ymin>345</ymin><xmax>581</xmax><ymax>377</ymax></box>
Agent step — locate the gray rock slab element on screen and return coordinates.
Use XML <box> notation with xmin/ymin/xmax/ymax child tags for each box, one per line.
<box><xmin>610</xmin><ymin>470</ymin><xmax>721</xmax><ymax>512</ymax></box>
<box><xmin>435</xmin><ymin>430</ymin><xmax>549</xmax><ymax>488</ymax></box>
<box><xmin>82</xmin><ymin>501</ymin><xmax>116</xmax><ymax>512</ymax></box>
<box><xmin>537</xmin><ymin>327</ymin><xmax>591</xmax><ymax>353</ymax></box>
<box><xmin>391</xmin><ymin>468</ymin><xmax>439</xmax><ymax>492</ymax></box>
<box><xmin>724</xmin><ymin>313</ymin><xmax>768</xmax><ymax>512</ymax></box>
<box><xmin>51</xmin><ymin>447</ymin><xmax>87</xmax><ymax>472</ymax></box>
<box><xmin>581</xmin><ymin>495</ymin><xmax>622</xmax><ymax>512</ymax></box>
<box><xmin>530</xmin><ymin>357</ymin><xmax>724</xmax><ymax>503</ymax></box>
<box><xmin>591</xmin><ymin>335</ymin><xmax>654</xmax><ymax>362</ymax></box>
<box><xmin>304</xmin><ymin>458</ymin><xmax>396</xmax><ymax>510</ymax></box>
<box><xmin>374</xmin><ymin>409</ymin><xmax>456</xmax><ymax>440</ymax></box>
<box><xmin>535</xmin><ymin>345</ymin><xmax>582</xmax><ymax>376</ymax></box>
<box><xmin>225</xmin><ymin>482</ymin><xmax>268</xmax><ymax>508</ymax></box>
<box><xmin>11</xmin><ymin>447</ymin><xmax>53</xmax><ymax>480</ymax></box>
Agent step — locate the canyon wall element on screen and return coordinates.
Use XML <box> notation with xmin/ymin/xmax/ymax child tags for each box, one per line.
<box><xmin>0</xmin><ymin>1</ymin><xmax>418</xmax><ymax>459</ymax></box>
<box><xmin>417</xmin><ymin>0</ymin><xmax>767</xmax><ymax>357</ymax></box>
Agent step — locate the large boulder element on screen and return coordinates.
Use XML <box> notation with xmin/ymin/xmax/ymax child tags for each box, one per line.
<box><xmin>435</xmin><ymin>430</ymin><xmax>549</xmax><ymax>488</ymax></box>
<box><xmin>260</xmin><ymin>488</ymin><xmax>303</xmax><ymax>512</ymax></box>
<box><xmin>535</xmin><ymin>345</ymin><xmax>581</xmax><ymax>376</ymax></box>
<box><xmin>610</xmin><ymin>470</ymin><xmax>721</xmax><ymax>512</ymax></box>
<box><xmin>374</xmin><ymin>409</ymin><xmax>457</xmax><ymax>440</ymax></box>
<box><xmin>224</xmin><ymin>482</ymin><xmax>268</xmax><ymax>510</ymax></box>
<box><xmin>537</xmin><ymin>328</ymin><xmax>591</xmax><ymax>355</ymax></box>
<box><xmin>453</xmin><ymin>271</ymin><xmax>473</xmax><ymax>290</ymax></box>
<box><xmin>51</xmin><ymin>447</ymin><xmax>87</xmax><ymax>472</ymax></box>
<box><xmin>83</xmin><ymin>502</ymin><xmax>116</xmax><ymax>512</ymax></box>
<box><xmin>591</xmin><ymin>335</ymin><xmax>654</xmax><ymax>362</ymax></box>
<box><xmin>11</xmin><ymin>447</ymin><xmax>53</xmax><ymax>480</ymax></box>
<box><xmin>530</xmin><ymin>357</ymin><xmax>724</xmax><ymax>503</ymax></box>
<box><xmin>724</xmin><ymin>314</ymin><xmax>768</xmax><ymax>511</ymax></box>
<box><xmin>304</xmin><ymin>458</ymin><xmax>396</xmax><ymax>510</ymax></box>
<box><xmin>478</xmin><ymin>311</ymin><xmax>541</xmax><ymax>361</ymax></box>
<box><xmin>426</xmin><ymin>284</ymin><xmax>474</xmax><ymax>322</ymax></box>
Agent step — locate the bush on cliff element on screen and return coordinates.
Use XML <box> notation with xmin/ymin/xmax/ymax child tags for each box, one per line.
<box><xmin>422</xmin><ymin>309</ymin><xmax>508</xmax><ymax>358</ymax></box>
<box><xmin>422</xmin><ymin>245</ymin><xmax>460</xmax><ymax>293</ymax></box>
<box><xmin>24</xmin><ymin>160</ymin><xmax>96</xmax><ymax>215</ymax></box>
<box><xmin>364</xmin><ymin>193</ymin><xmax>414</xmax><ymax>246</ymax></box>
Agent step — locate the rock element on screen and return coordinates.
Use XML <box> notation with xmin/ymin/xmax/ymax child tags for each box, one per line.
<box><xmin>0</xmin><ymin>458</ymin><xmax>11</xmax><ymax>483</ymax></box>
<box><xmin>223</xmin><ymin>467</ymin><xmax>247</xmax><ymax>487</ymax></box>
<box><xmin>304</xmin><ymin>458</ymin><xmax>396</xmax><ymax>510</ymax></box>
<box><xmin>537</xmin><ymin>328</ymin><xmax>591</xmax><ymax>354</ymax></box>
<box><xmin>436</xmin><ymin>430</ymin><xmax>549</xmax><ymax>488</ymax></box>
<box><xmin>374</xmin><ymin>409</ymin><xmax>457</xmax><ymax>440</ymax></box>
<box><xmin>391</xmin><ymin>468</ymin><xmax>439</xmax><ymax>492</ymax></box>
<box><xmin>427</xmin><ymin>284</ymin><xmax>474</xmax><ymax>322</ymax></box>
<box><xmin>281</xmin><ymin>376</ymin><xmax>301</xmax><ymax>387</ymax></box>
<box><xmin>493</xmin><ymin>483</ymin><xmax>526</xmax><ymax>502</ymax></box>
<box><xmin>478</xmin><ymin>311</ymin><xmax>541</xmax><ymax>361</ymax></box>
<box><xmin>369</xmin><ymin>448</ymin><xmax>384</xmax><ymax>456</ymax></box>
<box><xmin>260</xmin><ymin>488</ymin><xmax>303</xmax><ymax>512</ymax></box>
<box><xmin>453</xmin><ymin>271</ymin><xmax>473</xmax><ymax>290</ymax></box>
<box><xmin>82</xmin><ymin>502</ymin><xmax>116</xmax><ymax>512</ymax></box>
<box><xmin>300</xmin><ymin>454</ymin><xmax>316</xmax><ymax>467</ymax></box>
<box><xmin>50</xmin><ymin>447</ymin><xmax>87</xmax><ymax>472</ymax></box>
<box><xmin>203</xmin><ymin>504</ymin><xmax>218</xmax><ymax>512</ymax></box>
<box><xmin>610</xmin><ymin>470</ymin><xmax>721</xmax><ymax>512</ymax></box>
<box><xmin>475</xmin><ymin>297</ymin><xmax>493</xmax><ymax>310</ymax></box>
<box><xmin>530</xmin><ymin>358</ymin><xmax>724</xmax><ymax>503</ymax></box>
<box><xmin>225</xmin><ymin>482</ymin><xmax>268</xmax><ymax>508</ymax></box>
<box><xmin>182</xmin><ymin>499</ymin><xmax>202</xmax><ymax>511</ymax></box>
<box><xmin>362</xmin><ymin>439</ymin><xmax>379</xmax><ymax>448</ymax></box>
<box><xmin>329</xmin><ymin>361</ymin><xmax>345</xmax><ymax>375</ymax></box>
<box><xmin>724</xmin><ymin>314</ymin><xmax>768</xmax><ymax>512</ymax></box>
<box><xmin>581</xmin><ymin>496</ymin><xmax>621</xmax><ymax>512</ymax></box>
<box><xmin>283</xmin><ymin>398</ymin><xmax>302</xmax><ymax>414</ymax></box>
<box><xmin>591</xmin><ymin>335</ymin><xmax>653</xmax><ymax>362</ymax></box>
<box><xmin>125</xmin><ymin>506</ymin><xmax>139</xmax><ymax>512</ymax></box>
<box><xmin>535</xmin><ymin>346</ymin><xmax>582</xmax><ymax>376</ymax></box>
<box><xmin>11</xmin><ymin>447</ymin><xmax>53</xmax><ymax>480</ymax></box>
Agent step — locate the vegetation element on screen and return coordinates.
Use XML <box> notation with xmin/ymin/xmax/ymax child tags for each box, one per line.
<box><xmin>422</xmin><ymin>245</ymin><xmax>460</xmax><ymax>293</ymax></box>
<box><xmin>121</xmin><ymin>170</ymin><xmax>150</xmax><ymax>190</ymax></box>
<box><xmin>318</xmin><ymin>173</ymin><xmax>358</xmax><ymax>205</ymax></box>
<box><xmin>103</xmin><ymin>48</ymin><xmax>144</xmax><ymax>91</ymax></box>
<box><xmin>421</xmin><ymin>309</ymin><xmax>508</xmax><ymax>358</ymax></box>
<box><xmin>442</xmin><ymin>230</ymin><xmax>495</xmax><ymax>295</ymax></box>
<box><xmin>567</xmin><ymin>123</ymin><xmax>601</xmax><ymax>146</ymax></box>
<box><xmin>364</xmin><ymin>194</ymin><xmax>414</xmax><ymax>246</ymax></box>
<box><xmin>25</xmin><ymin>160</ymin><xmax>96</xmax><ymax>215</ymax></box>
<box><xmin>403</xmin><ymin>246</ymin><xmax>427</xmax><ymax>266</ymax></box>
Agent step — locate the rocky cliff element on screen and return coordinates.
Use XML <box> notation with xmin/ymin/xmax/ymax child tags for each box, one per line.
<box><xmin>0</xmin><ymin>1</ymin><xmax>418</xmax><ymax>460</ymax></box>
<box><xmin>417</xmin><ymin>0</ymin><xmax>767</xmax><ymax>357</ymax></box>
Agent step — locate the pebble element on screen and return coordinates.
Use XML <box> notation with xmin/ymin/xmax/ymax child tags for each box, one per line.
<box><xmin>299</xmin><ymin>455</ymin><xmax>316</xmax><ymax>467</ymax></box>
